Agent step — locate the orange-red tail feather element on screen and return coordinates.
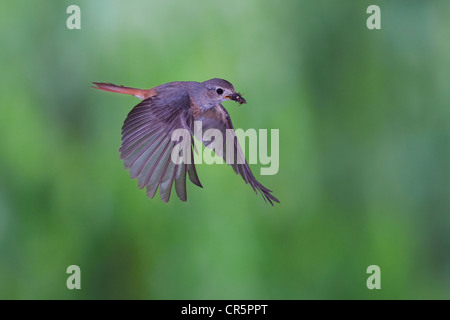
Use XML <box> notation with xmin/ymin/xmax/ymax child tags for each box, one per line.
<box><xmin>92</xmin><ymin>82</ymin><xmax>155</xmax><ymax>100</ymax></box>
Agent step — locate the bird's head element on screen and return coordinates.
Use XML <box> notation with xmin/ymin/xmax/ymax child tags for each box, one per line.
<box><xmin>202</xmin><ymin>78</ymin><xmax>247</xmax><ymax>105</ymax></box>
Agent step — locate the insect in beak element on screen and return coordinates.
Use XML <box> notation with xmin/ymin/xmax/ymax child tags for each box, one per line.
<box><xmin>227</xmin><ymin>93</ymin><xmax>246</xmax><ymax>105</ymax></box>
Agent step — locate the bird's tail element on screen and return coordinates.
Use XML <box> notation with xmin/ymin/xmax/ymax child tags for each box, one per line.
<box><xmin>92</xmin><ymin>82</ymin><xmax>156</xmax><ymax>100</ymax></box>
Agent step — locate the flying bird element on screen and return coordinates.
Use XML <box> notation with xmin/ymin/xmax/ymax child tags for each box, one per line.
<box><xmin>92</xmin><ymin>79</ymin><xmax>279</xmax><ymax>205</ymax></box>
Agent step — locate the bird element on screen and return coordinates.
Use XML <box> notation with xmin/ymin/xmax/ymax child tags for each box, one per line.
<box><xmin>92</xmin><ymin>78</ymin><xmax>279</xmax><ymax>205</ymax></box>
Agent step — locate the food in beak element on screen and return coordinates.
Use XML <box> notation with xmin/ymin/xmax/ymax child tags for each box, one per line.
<box><xmin>230</xmin><ymin>93</ymin><xmax>246</xmax><ymax>104</ymax></box>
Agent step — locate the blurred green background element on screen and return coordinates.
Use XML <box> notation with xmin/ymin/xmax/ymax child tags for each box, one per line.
<box><xmin>0</xmin><ymin>0</ymin><xmax>449</xmax><ymax>299</ymax></box>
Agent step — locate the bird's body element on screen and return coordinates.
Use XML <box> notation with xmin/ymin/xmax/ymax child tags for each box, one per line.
<box><xmin>93</xmin><ymin>78</ymin><xmax>279</xmax><ymax>205</ymax></box>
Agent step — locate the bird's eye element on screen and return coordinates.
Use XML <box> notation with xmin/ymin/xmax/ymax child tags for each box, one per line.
<box><xmin>216</xmin><ymin>88</ymin><xmax>224</xmax><ymax>95</ymax></box>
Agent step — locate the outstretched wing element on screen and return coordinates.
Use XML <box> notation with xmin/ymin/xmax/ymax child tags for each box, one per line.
<box><xmin>119</xmin><ymin>93</ymin><xmax>202</xmax><ymax>202</ymax></box>
<box><xmin>195</xmin><ymin>105</ymin><xmax>280</xmax><ymax>205</ymax></box>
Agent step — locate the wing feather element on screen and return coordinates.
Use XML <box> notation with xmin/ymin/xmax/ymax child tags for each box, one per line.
<box><xmin>120</xmin><ymin>94</ymin><xmax>200</xmax><ymax>202</ymax></box>
<box><xmin>195</xmin><ymin>105</ymin><xmax>279</xmax><ymax>205</ymax></box>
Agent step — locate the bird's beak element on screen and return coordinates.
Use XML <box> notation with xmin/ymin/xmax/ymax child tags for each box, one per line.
<box><xmin>226</xmin><ymin>92</ymin><xmax>247</xmax><ymax>105</ymax></box>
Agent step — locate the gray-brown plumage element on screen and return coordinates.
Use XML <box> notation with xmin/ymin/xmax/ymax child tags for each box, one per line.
<box><xmin>93</xmin><ymin>79</ymin><xmax>279</xmax><ymax>205</ymax></box>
